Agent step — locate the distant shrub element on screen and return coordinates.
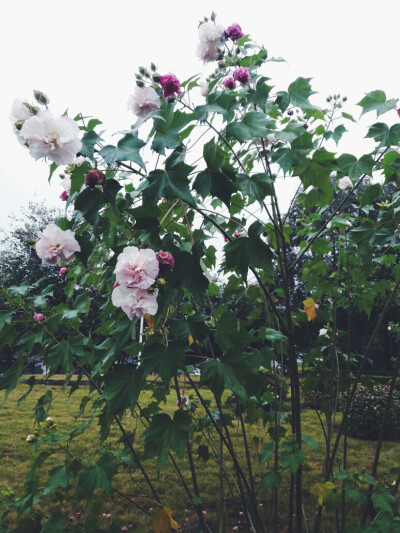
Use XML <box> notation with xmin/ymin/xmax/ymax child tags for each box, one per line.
<box><xmin>343</xmin><ymin>384</ymin><xmax>400</xmax><ymax>440</ymax></box>
<box><xmin>264</xmin><ymin>372</ymin><xmax>288</xmax><ymax>401</ymax></box>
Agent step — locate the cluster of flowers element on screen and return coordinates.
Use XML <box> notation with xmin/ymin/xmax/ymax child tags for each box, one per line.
<box><xmin>223</xmin><ymin>67</ymin><xmax>250</xmax><ymax>89</ymax></box>
<box><xmin>111</xmin><ymin>247</ymin><xmax>174</xmax><ymax>320</ymax></box>
<box><xmin>10</xmin><ymin>93</ymin><xmax>81</xmax><ymax>166</ymax></box>
<box><xmin>26</xmin><ymin>417</ymin><xmax>54</xmax><ymax>443</ymax></box>
<box><xmin>197</xmin><ymin>21</ymin><xmax>244</xmax><ymax>63</ymax></box>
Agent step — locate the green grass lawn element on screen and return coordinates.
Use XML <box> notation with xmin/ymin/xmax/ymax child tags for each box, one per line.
<box><xmin>0</xmin><ymin>376</ymin><xmax>399</xmax><ymax>532</ymax></box>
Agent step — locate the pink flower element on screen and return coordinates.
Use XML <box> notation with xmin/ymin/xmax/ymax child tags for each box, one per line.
<box><xmin>156</xmin><ymin>251</ymin><xmax>175</xmax><ymax>270</ymax></box>
<box><xmin>234</xmin><ymin>67</ymin><xmax>250</xmax><ymax>85</ymax></box>
<box><xmin>225</xmin><ymin>23</ymin><xmax>244</xmax><ymax>41</ymax></box>
<box><xmin>197</xmin><ymin>22</ymin><xmax>226</xmax><ymax>63</ymax></box>
<box><xmin>233</xmin><ymin>230</ymin><xmax>242</xmax><ymax>238</ymax></box>
<box><xmin>224</xmin><ymin>77</ymin><xmax>236</xmax><ymax>90</ymax></box>
<box><xmin>115</xmin><ymin>247</ymin><xmax>159</xmax><ymax>289</ymax></box>
<box><xmin>127</xmin><ymin>86</ymin><xmax>161</xmax><ymax>118</ymax></box>
<box><xmin>34</xmin><ymin>313</ymin><xmax>46</xmax><ymax>323</ymax></box>
<box><xmin>121</xmin><ymin>528</ymin><xmax>128</xmax><ymax>532</ymax></box>
<box><xmin>60</xmin><ymin>191</ymin><xmax>68</xmax><ymax>201</ymax></box>
<box><xmin>397</xmin><ymin>108</ymin><xmax>400</xmax><ymax>118</ymax></box>
<box><xmin>36</xmin><ymin>223</ymin><xmax>81</xmax><ymax>266</ymax></box>
<box><xmin>338</xmin><ymin>176</ymin><xmax>353</xmax><ymax>190</ymax></box>
<box><xmin>232</xmin><ymin>527</ymin><xmax>239</xmax><ymax>531</ymax></box>
<box><xmin>20</xmin><ymin>109</ymin><xmax>81</xmax><ymax>165</ymax></box>
<box><xmin>113</xmin><ymin>281</ymin><xmax>119</xmax><ymax>289</ymax></box>
<box><xmin>59</xmin><ymin>267</ymin><xmax>68</xmax><ymax>276</ymax></box>
<box><xmin>159</xmin><ymin>74</ymin><xmax>182</xmax><ymax>99</ymax></box>
<box><xmin>111</xmin><ymin>286</ymin><xmax>158</xmax><ymax>319</ymax></box>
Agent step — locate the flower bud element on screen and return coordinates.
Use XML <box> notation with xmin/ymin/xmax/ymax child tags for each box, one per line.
<box><xmin>152</xmin><ymin>74</ymin><xmax>161</xmax><ymax>83</ymax></box>
<box><xmin>46</xmin><ymin>416</ymin><xmax>52</xmax><ymax>424</ymax></box>
<box><xmin>167</xmin><ymin>96</ymin><xmax>175</xmax><ymax>104</ymax></box>
<box><xmin>14</xmin><ymin>120</ymin><xmax>24</xmax><ymax>131</ymax></box>
<box><xmin>156</xmin><ymin>251</ymin><xmax>175</xmax><ymax>269</ymax></box>
<box><xmin>85</xmin><ymin>169</ymin><xmax>106</xmax><ymax>188</ymax></box>
<box><xmin>343</xmin><ymin>96</ymin><xmax>347</xmax><ymax>102</ymax></box>
<box><xmin>150</xmin><ymin>62</ymin><xmax>157</xmax><ymax>72</ymax></box>
<box><xmin>60</xmin><ymin>191</ymin><xmax>68</xmax><ymax>201</ymax></box>
<box><xmin>218</xmin><ymin>61</ymin><xmax>225</xmax><ymax>68</ymax></box>
<box><xmin>211</xmin><ymin>11</ymin><xmax>216</xmax><ymax>21</ymax></box>
<box><xmin>59</xmin><ymin>267</ymin><xmax>68</xmax><ymax>276</ymax></box>
<box><xmin>33</xmin><ymin>90</ymin><xmax>49</xmax><ymax>106</ymax></box>
<box><xmin>236</xmin><ymin>47</ymin><xmax>241</xmax><ymax>54</ymax></box>
<box><xmin>23</xmin><ymin>102</ymin><xmax>39</xmax><ymax>115</ymax></box>
<box><xmin>135</xmin><ymin>73</ymin><xmax>143</xmax><ymax>80</ymax></box>
<box><xmin>34</xmin><ymin>313</ymin><xmax>46</xmax><ymax>323</ymax></box>
<box><xmin>136</xmin><ymin>80</ymin><xmax>145</xmax><ymax>88</ymax></box>
<box><xmin>138</xmin><ymin>67</ymin><xmax>146</xmax><ymax>76</ymax></box>
<box><xmin>288</xmin><ymin>109</ymin><xmax>294</xmax><ymax>116</ymax></box>
<box><xmin>303</xmin><ymin>123</ymin><xmax>309</xmax><ymax>130</ymax></box>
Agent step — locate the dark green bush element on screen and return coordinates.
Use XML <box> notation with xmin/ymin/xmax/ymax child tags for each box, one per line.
<box><xmin>343</xmin><ymin>384</ymin><xmax>400</xmax><ymax>440</ymax></box>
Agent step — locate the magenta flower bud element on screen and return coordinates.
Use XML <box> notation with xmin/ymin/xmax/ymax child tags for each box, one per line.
<box><xmin>234</xmin><ymin>67</ymin><xmax>250</xmax><ymax>85</ymax></box>
<box><xmin>85</xmin><ymin>169</ymin><xmax>106</xmax><ymax>188</ymax></box>
<box><xmin>34</xmin><ymin>313</ymin><xmax>46</xmax><ymax>323</ymax></box>
<box><xmin>156</xmin><ymin>251</ymin><xmax>175</xmax><ymax>270</ymax></box>
<box><xmin>224</xmin><ymin>77</ymin><xmax>236</xmax><ymax>90</ymax></box>
<box><xmin>59</xmin><ymin>267</ymin><xmax>68</xmax><ymax>276</ymax></box>
<box><xmin>397</xmin><ymin>108</ymin><xmax>400</xmax><ymax>118</ymax></box>
<box><xmin>233</xmin><ymin>230</ymin><xmax>242</xmax><ymax>238</ymax></box>
<box><xmin>159</xmin><ymin>73</ymin><xmax>182</xmax><ymax>99</ymax></box>
<box><xmin>60</xmin><ymin>190</ymin><xmax>69</xmax><ymax>201</ymax></box>
<box><xmin>113</xmin><ymin>281</ymin><xmax>119</xmax><ymax>289</ymax></box>
<box><xmin>225</xmin><ymin>23</ymin><xmax>244</xmax><ymax>41</ymax></box>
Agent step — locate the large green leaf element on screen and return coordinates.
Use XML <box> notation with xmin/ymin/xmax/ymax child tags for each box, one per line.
<box><xmin>80</xmin><ymin>130</ymin><xmax>101</xmax><ymax>159</ymax></box>
<box><xmin>43</xmin><ymin>465</ymin><xmax>69</xmax><ymax>494</ymax></box>
<box><xmin>357</xmin><ymin>90</ymin><xmax>398</xmax><ymax>117</ymax></box>
<box><xmin>199</xmin><ymin>358</ymin><xmax>246</xmax><ymax>402</ymax></box>
<box><xmin>115</xmin><ymin>132</ymin><xmax>146</xmax><ymax>168</ymax></box>
<box><xmin>226</xmin><ymin>111</ymin><xmax>274</xmax><ymax>142</ymax></box>
<box><xmin>152</xmin><ymin>105</ymin><xmax>196</xmax><ymax>154</ymax></box>
<box><xmin>77</xmin><ymin>464</ymin><xmax>112</xmax><ymax>496</ymax></box>
<box><xmin>168</xmin><ymin>250</ymin><xmax>209</xmax><ymax>300</ymax></box>
<box><xmin>143</xmin><ymin>410</ymin><xmax>192</xmax><ymax>472</ymax></box>
<box><xmin>288</xmin><ymin>77</ymin><xmax>316</xmax><ymax>109</ymax></box>
<box><xmin>139</xmin><ymin>342</ymin><xmax>186</xmax><ymax>384</ymax></box>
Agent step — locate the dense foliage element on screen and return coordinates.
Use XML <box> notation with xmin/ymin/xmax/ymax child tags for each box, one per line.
<box><xmin>2</xmin><ymin>13</ymin><xmax>400</xmax><ymax>533</ymax></box>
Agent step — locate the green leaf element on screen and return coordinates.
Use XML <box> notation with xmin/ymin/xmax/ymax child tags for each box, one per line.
<box><xmin>80</xmin><ymin>130</ymin><xmax>101</xmax><ymax>159</ymax></box>
<box><xmin>75</xmin><ymin>187</ymin><xmax>103</xmax><ymax>224</ymax></box>
<box><xmin>48</xmin><ymin>162</ymin><xmax>58</xmax><ymax>182</ymax></box>
<box><xmin>381</xmin><ymin>151</ymin><xmax>400</xmax><ymax>184</ymax></box>
<box><xmin>152</xmin><ymin>105</ymin><xmax>197</xmax><ymax>154</ymax></box>
<box><xmin>144</xmin><ymin>147</ymin><xmax>195</xmax><ymax>206</ymax></box>
<box><xmin>140</xmin><ymin>342</ymin><xmax>186</xmax><ymax>384</ymax></box>
<box><xmin>342</xmin><ymin>111</ymin><xmax>356</xmax><ymax>122</ymax></box>
<box><xmin>43</xmin><ymin>466</ymin><xmax>69</xmax><ymax>494</ymax></box>
<box><xmin>226</xmin><ymin>111</ymin><xmax>274</xmax><ymax>142</ymax></box>
<box><xmin>168</xmin><ymin>250</ymin><xmax>209</xmax><ymax>300</ymax></box>
<box><xmin>288</xmin><ymin>77</ymin><xmax>316</xmax><ymax>109</ymax></box>
<box><xmin>100</xmin><ymin>366</ymin><xmax>144</xmax><ymax>421</ymax></box>
<box><xmin>102</xmin><ymin>178</ymin><xmax>122</xmax><ymax>208</ymax></box>
<box><xmin>115</xmin><ymin>132</ymin><xmax>146</xmax><ymax>169</ymax></box>
<box><xmin>197</xmin><ymin>444</ymin><xmax>210</xmax><ymax>463</ymax></box>
<box><xmin>371</xmin><ymin>488</ymin><xmax>396</xmax><ymax>514</ymax></box>
<box><xmin>41</xmin><ymin>514</ymin><xmax>67</xmax><ymax>533</ymax></box>
<box><xmin>259</xmin><ymin>442</ymin><xmax>275</xmax><ymax>464</ymax></box>
<box><xmin>259</xmin><ymin>471</ymin><xmax>281</xmax><ymax>491</ymax></box>
<box><xmin>69</xmin><ymin>161</ymin><xmax>91</xmax><ymax>195</ymax></box>
<box><xmin>324</xmin><ymin>124</ymin><xmax>347</xmax><ymax>145</ymax></box>
<box><xmin>99</xmin><ymin>144</ymin><xmax>117</xmax><ymax>165</ymax></box>
<box><xmin>225</xmin><ymin>221</ymin><xmax>273</xmax><ymax>280</ymax></box>
<box><xmin>302</xmin><ymin>433</ymin><xmax>321</xmax><ymax>452</ymax></box>
<box><xmin>280</xmin><ymin>447</ymin><xmax>307</xmax><ymax>475</ymax></box>
<box><xmin>357</xmin><ymin>90</ymin><xmax>398</xmax><ymax>117</ymax></box>
<box><xmin>199</xmin><ymin>359</ymin><xmax>246</xmax><ymax>402</ymax></box>
<box><xmin>77</xmin><ymin>464</ymin><xmax>112</xmax><ymax>496</ymax></box>
<box><xmin>0</xmin><ymin>354</ymin><xmax>25</xmax><ymax>403</ymax></box>
<box><xmin>237</xmin><ymin>173</ymin><xmax>273</xmax><ymax>205</ymax></box>
<box><xmin>62</xmin><ymin>292</ymin><xmax>91</xmax><ymax>320</ymax></box>
<box><xmin>143</xmin><ymin>410</ymin><xmax>192</xmax><ymax>472</ymax></box>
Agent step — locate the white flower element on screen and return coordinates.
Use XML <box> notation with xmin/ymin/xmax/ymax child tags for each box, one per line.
<box><xmin>112</xmin><ymin>286</ymin><xmax>158</xmax><ymax>319</ymax></box>
<box><xmin>10</xmin><ymin>98</ymin><xmax>35</xmax><ymax>144</ymax></box>
<box><xmin>73</xmin><ymin>155</ymin><xmax>90</xmax><ymax>166</ymax></box>
<box><xmin>127</xmin><ymin>87</ymin><xmax>161</xmax><ymax>118</ymax></box>
<box><xmin>60</xmin><ymin>176</ymin><xmax>71</xmax><ymax>195</ymax></box>
<box><xmin>338</xmin><ymin>176</ymin><xmax>353</xmax><ymax>190</ymax></box>
<box><xmin>198</xmin><ymin>79</ymin><xmax>209</xmax><ymax>97</ymax></box>
<box><xmin>20</xmin><ymin>109</ymin><xmax>82</xmax><ymax>165</ymax></box>
<box><xmin>197</xmin><ymin>22</ymin><xmax>225</xmax><ymax>63</ymax></box>
<box><xmin>319</xmin><ymin>328</ymin><xmax>329</xmax><ymax>339</ymax></box>
<box><xmin>35</xmin><ymin>223</ymin><xmax>81</xmax><ymax>265</ymax></box>
<box><xmin>46</xmin><ymin>417</ymin><xmax>52</xmax><ymax>424</ymax></box>
<box><xmin>267</xmin><ymin>133</ymin><xmax>277</xmax><ymax>144</ymax></box>
<box><xmin>114</xmin><ymin>246</ymin><xmax>159</xmax><ymax>289</ymax></box>
<box><xmin>26</xmin><ymin>434</ymin><xmax>35</xmax><ymax>443</ymax></box>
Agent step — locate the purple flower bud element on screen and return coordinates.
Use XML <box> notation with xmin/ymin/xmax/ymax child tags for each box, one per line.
<box><xmin>233</xmin><ymin>230</ymin><xmax>242</xmax><ymax>238</ymax></box>
<box><xmin>59</xmin><ymin>267</ymin><xmax>68</xmax><ymax>276</ymax></box>
<box><xmin>224</xmin><ymin>77</ymin><xmax>236</xmax><ymax>90</ymax></box>
<box><xmin>34</xmin><ymin>313</ymin><xmax>46</xmax><ymax>323</ymax></box>
<box><xmin>233</xmin><ymin>67</ymin><xmax>250</xmax><ymax>85</ymax></box>
<box><xmin>303</xmin><ymin>123</ymin><xmax>309</xmax><ymax>130</ymax></box>
<box><xmin>156</xmin><ymin>251</ymin><xmax>175</xmax><ymax>270</ymax></box>
<box><xmin>225</xmin><ymin>23</ymin><xmax>244</xmax><ymax>42</ymax></box>
<box><xmin>287</xmin><ymin>109</ymin><xmax>294</xmax><ymax>116</ymax></box>
<box><xmin>397</xmin><ymin>108</ymin><xmax>400</xmax><ymax>118</ymax></box>
<box><xmin>85</xmin><ymin>169</ymin><xmax>106</xmax><ymax>188</ymax></box>
<box><xmin>159</xmin><ymin>73</ymin><xmax>182</xmax><ymax>99</ymax></box>
<box><xmin>60</xmin><ymin>190</ymin><xmax>69</xmax><ymax>201</ymax></box>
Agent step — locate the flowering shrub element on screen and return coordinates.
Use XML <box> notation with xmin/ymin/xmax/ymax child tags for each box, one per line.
<box><xmin>3</xmin><ymin>11</ymin><xmax>400</xmax><ymax>533</ymax></box>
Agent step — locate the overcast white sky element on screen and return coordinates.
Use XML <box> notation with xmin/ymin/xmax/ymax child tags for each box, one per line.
<box><xmin>1</xmin><ymin>0</ymin><xmax>399</xmax><ymax>231</ymax></box>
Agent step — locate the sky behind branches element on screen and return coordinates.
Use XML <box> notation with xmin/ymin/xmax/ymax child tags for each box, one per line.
<box><xmin>1</xmin><ymin>0</ymin><xmax>399</xmax><ymax>230</ymax></box>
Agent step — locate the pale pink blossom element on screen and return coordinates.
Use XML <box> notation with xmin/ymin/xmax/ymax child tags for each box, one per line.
<box><xmin>20</xmin><ymin>109</ymin><xmax>81</xmax><ymax>165</ymax></box>
<box><xmin>112</xmin><ymin>286</ymin><xmax>158</xmax><ymax>319</ymax></box>
<box><xmin>197</xmin><ymin>22</ymin><xmax>225</xmax><ymax>63</ymax></box>
<box><xmin>127</xmin><ymin>86</ymin><xmax>161</xmax><ymax>118</ymax></box>
<box><xmin>114</xmin><ymin>246</ymin><xmax>159</xmax><ymax>289</ymax></box>
<box><xmin>338</xmin><ymin>176</ymin><xmax>353</xmax><ymax>190</ymax></box>
<box><xmin>36</xmin><ymin>223</ymin><xmax>81</xmax><ymax>266</ymax></box>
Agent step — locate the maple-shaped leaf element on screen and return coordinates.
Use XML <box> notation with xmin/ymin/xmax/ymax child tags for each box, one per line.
<box><xmin>153</xmin><ymin>506</ymin><xmax>179</xmax><ymax>533</ymax></box>
<box><xmin>303</xmin><ymin>298</ymin><xmax>316</xmax><ymax>321</ymax></box>
<box><xmin>310</xmin><ymin>481</ymin><xmax>335</xmax><ymax>506</ymax></box>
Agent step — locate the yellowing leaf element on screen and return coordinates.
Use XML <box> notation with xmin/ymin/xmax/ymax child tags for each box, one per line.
<box><xmin>310</xmin><ymin>481</ymin><xmax>335</xmax><ymax>506</ymax></box>
<box><xmin>188</xmin><ymin>335</ymin><xmax>195</xmax><ymax>345</ymax></box>
<box><xmin>153</xmin><ymin>506</ymin><xmax>179</xmax><ymax>533</ymax></box>
<box><xmin>303</xmin><ymin>297</ymin><xmax>316</xmax><ymax>321</ymax></box>
<box><xmin>144</xmin><ymin>313</ymin><xmax>154</xmax><ymax>334</ymax></box>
